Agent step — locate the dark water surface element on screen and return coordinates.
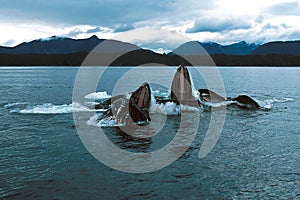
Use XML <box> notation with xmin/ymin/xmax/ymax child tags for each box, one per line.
<box><xmin>0</xmin><ymin>67</ymin><xmax>299</xmax><ymax>199</ymax></box>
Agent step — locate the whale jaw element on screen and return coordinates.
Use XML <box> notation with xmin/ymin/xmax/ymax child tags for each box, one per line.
<box><xmin>198</xmin><ymin>89</ymin><xmax>226</xmax><ymax>103</ymax></box>
<box><xmin>95</xmin><ymin>82</ymin><xmax>152</xmax><ymax>125</ymax></box>
<box><xmin>171</xmin><ymin>65</ymin><xmax>194</xmax><ymax>102</ymax></box>
<box><xmin>129</xmin><ymin>82</ymin><xmax>152</xmax><ymax>124</ymax></box>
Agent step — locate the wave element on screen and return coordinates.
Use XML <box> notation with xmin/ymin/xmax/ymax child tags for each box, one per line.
<box><xmin>150</xmin><ymin>102</ymin><xmax>181</xmax><ymax>116</ymax></box>
<box><xmin>257</xmin><ymin>97</ymin><xmax>294</xmax><ymax>110</ymax></box>
<box><xmin>200</xmin><ymin>100</ymin><xmax>233</xmax><ymax>108</ymax></box>
<box><xmin>10</xmin><ymin>102</ymin><xmax>96</xmax><ymax>114</ymax></box>
<box><xmin>86</xmin><ymin>101</ymin><xmax>200</xmax><ymax>127</ymax></box>
<box><xmin>200</xmin><ymin>97</ymin><xmax>294</xmax><ymax>110</ymax></box>
<box><xmin>85</xmin><ymin>95</ymin><xmax>295</xmax><ymax>127</ymax></box>
<box><xmin>3</xmin><ymin>102</ymin><xmax>27</xmax><ymax>109</ymax></box>
<box><xmin>266</xmin><ymin>97</ymin><xmax>294</xmax><ymax>104</ymax></box>
<box><xmin>84</xmin><ymin>91</ymin><xmax>112</xmax><ymax>100</ymax></box>
<box><xmin>86</xmin><ymin>113</ymin><xmax>124</xmax><ymax>127</ymax></box>
<box><xmin>151</xmin><ymin>90</ymin><xmax>168</xmax><ymax>98</ymax></box>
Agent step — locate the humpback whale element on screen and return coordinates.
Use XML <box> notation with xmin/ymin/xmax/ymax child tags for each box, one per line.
<box><xmin>93</xmin><ymin>65</ymin><xmax>261</xmax><ymax>127</ymax></box>
<box><xmin>198</xmin><ymin>89</ymin><xmax>226</xmax><ymax>103</ymax></box>
<box><xmin>95</xmin><ymin>82</ymin><xmax>152</xmax><ymax>125</ymax></box>
<box><xmin>155</xmin><ymin>65</ymin><xmax>200</xmax><ymax>107</ymax></box>
<box><xmin>232</xmin><ymin>95</ymin><xmax>260</xmax><ymax>110</ymax></box>
<box><xmin>198</xmin><ymin>88</ymin><xmax>260</xmax><ymax>110</ymax></box>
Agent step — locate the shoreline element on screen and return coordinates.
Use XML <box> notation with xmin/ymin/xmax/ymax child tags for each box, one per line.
<box><xmin>1</xmin><ymin>53</ymin><xmax>300</xmax><ymax>67</ymax></box>
<box><xmin>1</xmin><ymin>66</ymin><xmax>300</xmax><ymax>68</ymax></box>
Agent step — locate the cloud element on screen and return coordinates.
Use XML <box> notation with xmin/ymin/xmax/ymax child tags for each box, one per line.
<box><xmin>62</xmin><ymin>25</ymin><xmax>113</xmax><ymax>38</ymax></box>
<box><xmin>114</xmin><ymin>24</ymin><xmax>135</xmax><ymax>33</ymax></box>
<box><xmin>255</xmin><ymin>14</ymin><xmax>264</xmax><ymax>24</ymax></box>
<box><xmin>262</xmin><ymin>23</ymin><xmax>288</xmax><ymax>31</ymax></box>
<box><xmin>0</xmin><ymin>0</ymin><xmax>176</xmax><ymax>28</ymax></box>
<box><xmin>1</xmin><ymin>0</ymin><xmax>300</xmax><ymax>48</ymax></box>
<box><xmin>66</xmin><ymin>28</ymin><xmax>85</xmax><ymax>37</ymax></box>
<box><xmin>186</xmin><ymin>19</ymin><xmax>300</xmax><ymax>45</ymax></box>
<box><xmin>86</xmin><ymin>27</ymin><xmax>105</xmax><ymax>33</ymax></box>
<box><xmin>113</xmin><ymin>28</ymin><xmax>190</xmax><ymax>53</ymax></box>
<box><xmin>266</xmin><ymin>1</ymin><xmax>300</xmax><ymax>16</ymax></box>
<box><xmin>186</xmin><ymin>17</ymin><xmax>252</xmax><ymax>33</ymax></box>
<box><xmin>3</xmin><ymin>39</ymin><xmax>15</xmax><ymax>46</ymax></box>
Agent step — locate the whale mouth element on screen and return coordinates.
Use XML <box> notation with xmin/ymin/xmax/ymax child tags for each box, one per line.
<box><xmin>171</xmin><ymin>65</ymin><xmax>193</xmax><ymax>102</ymax></box>
<box><xmin>129</xmin><ymin>82</ymin><xmax>151</xmax><ymax>123</ymax></box>
<box><xmin>131</xmin><ymin>82</ymin><xmax>151</xmax><ymax>109</ymax></box>
<box><xmin>198</xmin><ymin>89</ymin><xmax>226</xmax><ymax>103</ymax></box>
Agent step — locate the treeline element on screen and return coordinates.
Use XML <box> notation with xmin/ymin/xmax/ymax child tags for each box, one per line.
<box><xmin>0</xmin><ymin>53</ymin><xmax>88</xmax><ymax>66</ymax></box>
<box><xmin>1</xmin><ymin>51</ymin><xmax>300</xmax><ymax>66</ymax></box>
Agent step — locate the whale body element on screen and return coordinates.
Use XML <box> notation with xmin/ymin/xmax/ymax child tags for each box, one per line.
<box><xmin>93</xmin><ymin>65</ymin><xmax>261</xmax><ymax>127</ymax></box>
<box><xmin>232</xmin><ymin>95</ymin><xmax>260</xmax><ymax>110</ymax></box>
<box><xmin>95</xmin><ymin>82</ymin><xmax>152</xmax><ymax>125</ymax></box>
<box><xmin>155</xmin><ymin>65</ymin><xmax>199</xmax><ymax>107</ymax></box>
<box><xmin>198</xmin><ymin>89</ymin><xmax>260</xmax><ymax>110</ymax></box>
<box><xmin>198</xmin><ymin>89</ymin><xmax>226</xmax><ymax>103</ymax></box>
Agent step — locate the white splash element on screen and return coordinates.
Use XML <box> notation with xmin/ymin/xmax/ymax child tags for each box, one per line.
<box><xmin>150</xmin><ymin>102</ymin><xmax>180</xmax><ymax>115</ymax></box>
<box><xmin>200</xmin><ymin>100</ymin><xmax>233</xmax><ymax>108</ymax></box>
<box><xmin>258</xmin><ymin>97</ymin><xmax>295</xmax><ymax>110</ymax></box>
<box><xmin>86</xmin><ymin>113</ymin><xmax>124</xmax><ymax>127</ymax></box>
<box><xmin>84</xmin><ymin>91</ymin><xmax>112</xmax><ymax>100</ymax></box>
<box><xmin>3</xmin><ymin>102</ymin><xmax>27</xmax><ymax>109</ymax></box>
<box><xmin>11</xmin><ymin>102</ymin><xmax>92</xmax><ymax>114</ymax></box>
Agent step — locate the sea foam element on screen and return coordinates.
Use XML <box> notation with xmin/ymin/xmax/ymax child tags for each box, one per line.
<box><xmin>84</xmin><ymin>91</ymin><xmax>112</xmax><ymax>100</ymax></box>
<box><xmin>11</xmin><ymin>102</ymin><xmax>92</xmax><ymax>114</ymax></box>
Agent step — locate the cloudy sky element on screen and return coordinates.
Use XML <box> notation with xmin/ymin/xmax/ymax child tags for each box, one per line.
<box><xmin>1</xmin><ymin>0</ymin><xmax>300</xmax><ymax>52</ymax></box>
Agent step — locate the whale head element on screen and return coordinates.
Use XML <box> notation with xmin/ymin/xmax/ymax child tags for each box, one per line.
<box><xmin>171</xmin><ymin>65</ymin><xmax>193</xmax><ymax>102</ymax></box>
<box><xmin>198</xmin><ymin>89</ymin><xmax>226</xmax><ymax>103</ymax></box>
<box><xmin>232</xmin><ymin>95</ymin><xmax>260</xmax><ymax>110</ymax></box>
<box><xmin>129</xmin><ymin>82</ymin><xmax>152</xmax><ymax>124</ymax></box>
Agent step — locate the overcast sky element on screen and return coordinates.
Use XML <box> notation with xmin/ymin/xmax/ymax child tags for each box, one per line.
<box><xmin>1</xmin><ymin>0</ymin><xmax>300</xmax><ymax>52</ymax></box>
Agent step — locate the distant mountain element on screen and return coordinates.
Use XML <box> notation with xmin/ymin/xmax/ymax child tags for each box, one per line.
<box><xmin>1</xmin><ymin>36</ymin><xmax>300</xmax><ymax>66</ymax></box>
<box><xmin>171</xmin><ymin>41</ymin><xmax>258</xmax><ymax>56</ymax></box>
<box><xmin>252</xmin><ymin>41</ymin><xmax>300</xmax><ymax>56</ymax></box>
<box><xmin>0</xmin><ymin>35</ymin><xmax>140</xmax><ymax>54</ymax></box>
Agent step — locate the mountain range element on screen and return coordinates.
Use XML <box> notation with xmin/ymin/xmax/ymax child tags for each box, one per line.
<box><xmin>0</xmin><ymin>35</ymin><xmax>140</xmax><ymax>54</ymax></box>
<box><xmin>171</xmin><ymin>41</ymin><xmax>258</xmax><ymax>56</ymax></box>
<box><xmin>1</xmin><ymin>35</ymin><xmax>300</xmax><ymax>66</ymax></box>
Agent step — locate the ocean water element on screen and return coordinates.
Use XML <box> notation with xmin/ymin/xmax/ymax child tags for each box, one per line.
<box><xmin>0</xmin><ymin>66</ymin><xmax>299</xmax><ymax>199</ymax></box>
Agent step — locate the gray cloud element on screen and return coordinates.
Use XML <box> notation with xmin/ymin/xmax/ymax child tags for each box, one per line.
<box><xmin>255</xmin><ymin>14</ymin><xmax>264</xmax><ymax>24</ymax></box>
<box><xmin>207</xmin><ymin>22</ymin><xmax>300</xmax><ymax>45</ymax></box>
<box><xmin>1</xmin><ymin>0</ymin><xmax>300</xmax><ymax>47</ymax></box>
<box><xmin>262</xmin><ymin>23</ymin><xmax>288</xmax><ymax>31</ymax></box>
<box><xmin>286</xmin><ymin>30</ymin><xmax>300</xmax><ymax>41</ymax></box>
<box><xmin>63</xmin><ymin>26</ymin><xmax>110</xmax><ymax>38</ymax></box>
<box><xmin>86</xmin><ymin>27</ymin><xmax>105</xmax><ymax>34</ymax></box>
<box><xmin>3</xmin><ymin>39</ymin><xmax>15</xmax><ymax>46</ymax></box>
<box><xmin>186</xmin><ymin>17</ymin><xmax>252</xmax><ymax>33</ymax></box>
<box><xmin>266</xmin><ymin>1</ymin><xmax>300</xmax><ymax>15</ymax></box>
<box><xmin>0</xmin><ymin>0</ymin><xmax>175</xmax><ymax>27</ymax></box>
<box><xmin>66</xmin><ymin>28</ymin><xmax>85</xmax><ymax>37</ymax></box>
<box><xmin>114</xmin><ymin>24</ymin><xmax>135</xmax><ymax>33</ymax></box>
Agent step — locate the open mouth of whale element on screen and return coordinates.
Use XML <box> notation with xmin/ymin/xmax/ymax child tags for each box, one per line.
<box><xmin>129</xmin><ymin>82</ymin><xmax>151</xmax><ymax>124</ymax></box>
<box><xmin>171</xmin><ymin>65</ymin><xmax>193</xmax><ymax>102</ymax></box>
<box><xmin>198</xmin><ymin>89</ymin><xmax>226</xmax><ymax>103</ymax></box>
